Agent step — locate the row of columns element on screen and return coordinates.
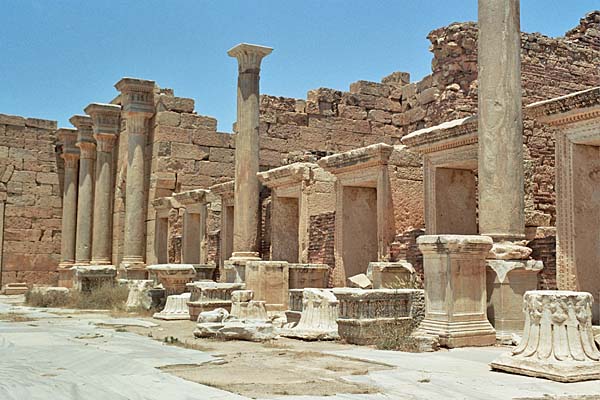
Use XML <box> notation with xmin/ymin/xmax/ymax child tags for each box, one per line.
<box><xmin>58</xmin><ymin>78</ymin><xmax>155</xmax><ymax>277</ymax></box>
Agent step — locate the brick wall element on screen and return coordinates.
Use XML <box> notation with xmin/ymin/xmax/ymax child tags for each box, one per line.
<box><xmin>0</xmin><ymin>114</ymin><xmax>61</xmax><ymax>286</ymax></box>
<box><xmin>307</xmin><ymin>211</ymin><xmax>335</xmax><ymax>287</ymax></box>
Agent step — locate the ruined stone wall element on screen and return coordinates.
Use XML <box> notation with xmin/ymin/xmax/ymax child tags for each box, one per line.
<box><xmin>0</xmin><ymin>114</ymin><xmax>61</xmax><ymax>286</ymax></box>
<box><xmin>258</xmin><ymin>13</ymin><xmax>599</xmax><ymax>278</ymax></box>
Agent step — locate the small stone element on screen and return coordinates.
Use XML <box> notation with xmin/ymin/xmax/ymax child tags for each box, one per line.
<box><xmin>347</xmin><ymin>273</ymin><xmax>372</xmax><ymax>289</ymax></box>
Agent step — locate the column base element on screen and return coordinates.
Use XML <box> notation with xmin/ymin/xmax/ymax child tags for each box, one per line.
<box><xmin>417</xmin><ymin>319</ymin><xmax>496</xmax><ymax>348</ymax></box>
<box><xmin>119</xmin><ymin>260</ymin><xmax>147</xmax><ymax>280</ymax></box>
<box><xmin>58</xmin><ymin>264</ymin><xmax>75</xmax><ymax>288</ymax></box>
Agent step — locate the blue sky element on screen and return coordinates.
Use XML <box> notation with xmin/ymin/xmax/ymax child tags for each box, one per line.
<box><xmin>1</xmin><ymin>1</ymin><xmax>597</xmax><ymax>131</ymax></box>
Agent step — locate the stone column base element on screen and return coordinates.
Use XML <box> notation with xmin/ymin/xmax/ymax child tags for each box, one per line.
<box><xmin>417</xmin><ymin>319</ymin><xmax>496</xmax><ymax>348</ymax></box>
<box><xmin>153</xmin><ymin>293</ymin><xmax>191</xmax><ymax>320</ymax></box>
<box><xmin>491</xmin><ymin>290</ymin><xmax>600</xmax><ymax>382</ymax></box>
<box><xmin>58</xmin><ymin>267</ymin><xmax>74</xmax><ymax>288</ymax></box>
<box><xmin>245</xmin><ymin>261</ymin><xmax>289</xmax><ymax>311</ymax></box>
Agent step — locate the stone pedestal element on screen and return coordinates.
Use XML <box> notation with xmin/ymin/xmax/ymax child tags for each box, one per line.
<box><xmin>192</xmin><ymin>264</ymin><xmax>216</xmax><ymax>281</ymax></box>
<box><xmin>288</xmin><ymin>263</ymin><xmax>329</xmax><ymax>289</ymax></box>
<box><xmin>245</xmin><ymin>261</ymin><xmax>289</xmax><ymax>311</ymax></box>
<box><xmin>417</xmin><ymin>235</ymin><xmax>496</xmax><ymax>348</ymax></box>
<box><xmin>223</xmin><ymin>259</ymin><xmax>248</xmax><ymax>283</ymax></box>
<box><xmin>153</xmin><ymin>292</ymin><xmax>191</xmax><ymax>320</ymax></box>
<box><xmin>367</xmin><ymin>261</ymin><xmax>416</xmax><ymax>289</ymax></box>
<box><xmin>146</xmin><ymin>264</ymin><xmax>196</xmax><ymax>295</ymax></box>
<box><xmin>286</xmin><ymin>289</ymin><xmax>304</xmax><ymax>324</ymax></box>
<box><xmin>283</xmin><ymin>288</ymin><xmax>339</xmax><ymax>340</ymax></box>
<box><xmin>486</xmin><ymin>241</ymin><xmax>543</xmax><ymax>343</ymax></box>
<box><xmin>491</xmin><ymin>291</ymin><xmax>600</xmax><ymax>382</ymax></box>
<box><xmin>115</xmin><ymin>78</ymin><xmax>155</xmax><ymax>278</ymax></box>
<box><xmin>71</xmin><ymin>265</ymin><xmax>117</xmax><ymax>292</ymax></box>
<box><xmin>186</xmin><ymin>281</ymin><xmax>245</xmax><ymax>321</ymax></box>
<box><xmin>228</xmin><ymin>43</ymin><xmax>272</xmax><ymax>260</ymax></box>
<box><xmin>334</xmin><ymin>288</ymin><xmax>425</xmax><ymax>345</ymax></box>
<box><xmin>2</xmin><ymin>283</ymin><xmax>29</xmax><ymax>295</ymax></box>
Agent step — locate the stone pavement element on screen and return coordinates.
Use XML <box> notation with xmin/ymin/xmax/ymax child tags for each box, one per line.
<box><xmin>1</xmin><ymin>295</ymin><xmax>599</xmax><ymax>400</ymax></box>
<box><xmin>0</xmin><ymin>296</ymin><xmax>244</xmax><ymax>400</ymax></box>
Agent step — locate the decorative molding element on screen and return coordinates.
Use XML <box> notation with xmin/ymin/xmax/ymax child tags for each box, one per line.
<box><xmin>227</xmin><ymin>43</ymin><xmax>273</xmax><ymax>73</ymax></box>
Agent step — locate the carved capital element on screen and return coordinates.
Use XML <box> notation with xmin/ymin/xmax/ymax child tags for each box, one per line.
<box><xmin>85</xmin><ymin>103</ymin><xmax>121</xmax><ymax>136</ymax></box>
<box><xmin>114</xmin><ymin>77</ymin><xmax>156</xmax><ymax>115</ymax></box>
<box><xmin>62</xmin><ymin>153</ymin><xmax>80</xmax><ymax>169</ymax></box>
<box><xmin>94</xmin><ymin>133</ymin><xmax>118</xmax><ymax>153</ymax></box>
<box><xmin>227</xmin><ymin>43</ymin><xmax>272</xmax><ymax>73</ymax></box>
<box><xmin>77</xmin><ymin>141</ymin><xmax>96</xmax><ymax>160</ymax></box>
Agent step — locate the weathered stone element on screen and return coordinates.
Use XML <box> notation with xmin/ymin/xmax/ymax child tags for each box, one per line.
<box><xmin>347</xmin><ymin>273</ymin><xmax>372</xmax><ymax>289</ymax></box>
<box><xmin>153</xmin><ymin>292</ymin><xmax>191</xmax><ymax>320</ymax></box>
<box><xmin>282</xmin><ymin>288</ymin><xmax>339</xmax><ymax>340</ymax></box>
<box><xmin>71</xmin><ymin>265</ymin><xmax>116</xmax><ymax>292</ymax></box>
<box><xmin>125</xmin><ymin>280</ymin><xmax>154</xmax><ymax>311</ymax></box>
<box><xmin>367</xmin><ymin>261</ymin><xmax>415</xmax><ymax>289</ymax></box>
<box><xmin>491</xmin><ymin>291</ymin><xmax>600</xmax><ymax>382</ymax></box>
<box><xmin>417</xmin><ymin>235</ymin><xmax>496</xmax><ymax>348</ymax></box>
<box><xmin>245</xmin><ymin>261</ymin><xmax>289</xmax><ymax>311</ymax></box>
<box><xmin>217</xmin><ymin>321</ymin><xmax>276</xmax><ymax>342</ymax></box>
<box><xmin>146</xmin><ymin>264</ymin><xmax>196</xmax><ymax>295</ymax></box>
<box><xmin>197</xmin><ymin>307</ymin><xmax>229</xmax><ymax>323</ymax></box>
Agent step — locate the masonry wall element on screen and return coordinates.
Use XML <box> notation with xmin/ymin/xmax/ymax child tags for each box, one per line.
<box><xmin>257</xmin><ymin>12</ymin><xmax>600</xmax><ymax>282</ymax></box>
<box><xmin>0</xmin><ymin>114</ymin><xmax>61</xmax><ymax>286</ymax></box>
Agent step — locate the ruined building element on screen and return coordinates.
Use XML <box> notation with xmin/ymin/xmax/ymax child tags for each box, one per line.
<box><xmin>0</xmin><ymin>11</ymin><xmax>598</xmax><ymax>295</ymax></box>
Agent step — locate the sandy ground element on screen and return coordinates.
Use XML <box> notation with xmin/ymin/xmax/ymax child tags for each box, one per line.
<box><xmin>2</xmin><ymin>294</ymin><xmax>600</xmax><ymax>400</ymax></box>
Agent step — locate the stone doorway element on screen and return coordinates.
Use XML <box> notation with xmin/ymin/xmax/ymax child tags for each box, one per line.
<box><xmin>341</xmin><ymin>186</ymin><xmax>378</xmax><ymax>279</ymax></box>
<box><xmin>271</xmin><ymin>196</ymin><xmax>300</xmax><ymax>263</ymax></box>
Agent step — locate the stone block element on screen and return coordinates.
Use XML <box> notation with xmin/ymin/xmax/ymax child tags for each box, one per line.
<box><xmin>349</xmin><ymin>80</ymin><xmax>391</xmax><ymax>97</ymax></box>
<box><xmin>171</xmin><ymin>142</ymin><xmax>208</xmax><ymax>160</ymax></box>
<box><xmin>288</xmin><ymin>263</ymin><xmax>329</xmax><ymax>289</ymax></box>
<box><xmin>71</xmin><ymin>265</ymin><xmax>117</xmax><ymax>292</ymax></box>
<box><xmin>347</xmin><ymin>273</ymin><xmax>373</xmax><ymax>289</ymax></box>
<box><xmin>367</xmin><ymin>261</ymin><xmax>416</xmax><ymax>289</ymax></box>
<box><xmin>245</xmin><ymin>261</ymin><xmax>289</xmax><ymax>311</ymax></box>
<box><xmin>158</xmin><ymin>95</ymin><xmax>195</xmax><ymax>113</ymax></box>
<box><xmin>155</xmin><ymin>111</ymin><xmax>181</xmax><ymax>127</ymax></box>
<box><xmin>146</xmin><ymin>264</ymin><xmax>196</xmax><ymax>295</ymax></box>
<box><xmin>282</xmin><ymin>288</ymin><xmax>339</xmax><ymax>340</ymax></box>
<box><xmin>0</xmin><ymin>114</ymin><xmax>25</xmax><ymax>126</ymax></box>
<box><xmin>181</xmin><ymin>114</ymin><xmax>217</xmax><ymax>131</ymax></box>
<box><xmin>381</xmin><ymin>71</ymin><xmax>410</xmax><ymax>86</ymax></box>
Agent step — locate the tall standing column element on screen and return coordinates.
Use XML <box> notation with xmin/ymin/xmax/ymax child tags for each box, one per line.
<box><xmin>477</xmin><ymin>0</ymin><xmax>524</xmax><ymax>240</ymax></box>
<box><xmin>85</xmin><ymin>103</ymin><xmax>121</xmax><ymax>265</ymax></box>
<box><xmin>115</xmin><ymin>78</ymin><xmax>155</xmax><ymax>278</ymax></box>
<box><xmin>227</xmin><ymin>43</ymin><xmax>272</xmax><ymax>260</ymax></box>
<box><xmin>57</xmin><ymin>128</ymin><xmax>80</xmax><ymax>268</ymax></box>
<box><xmin>70</xmin><ymin>115</ymin><xmax>95</xmax><ymax>265</ymax></box>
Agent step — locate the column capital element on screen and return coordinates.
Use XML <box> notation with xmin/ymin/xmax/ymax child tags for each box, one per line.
<box><xmin>85</xmin><ymin>102</ymin><xmax>121</xmax><ymax>136</ymax></box>
<box><xmin>94</xmin><ymin>133</ymin><xmax>118</xmax><ymax>153</ymax></box>
<box><xmin>70</xmin><ymin>115</ymin><xmax>96</xmax><ymax>159</ymax></box>
<box><xmin>114</xmin><ymin>77</ymin><xmax>156</xmax><ymax>115</ymax></box>
<box><xmin>227</xmin><ymin>43</ymin><xmax>272</xmax><ymax>73</ymax></box>
<box><xmin>57</xmin><ymin>128</ymin><xmax>80</xmax><ymax>159</ymax></box>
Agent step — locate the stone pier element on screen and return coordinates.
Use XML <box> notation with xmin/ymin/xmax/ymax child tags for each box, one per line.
<box><xmin>70</xmin><ymin>115</ymin><xmax>95</xmax><ymax>265</ymax></box>
<box><xmin>477</xmin><ymin>0</ymin><xmax>524</xmax><ymax>241</ymax></box>
<box><xmin>210</xmin><ymin>181</ymin><xmax>235</xmax><ymax>273</ymax></box>
<box><xmin>227</xmin><ymin>43</ymin><xmax>272</xmax><ymax>261</ymax></box>
<box><xmin>57</xmin><ymin>128</ymin><xmax>80</xmax><ymax>287</ymax></box>
<box><xmin>85</xmin><ymin>103</ymin><xmax>121</xmax><ymax>265</ymax></box>
<box><xmin>417</xmin><ymin>235</ymin><xmax>496</xmax><ymax>348</ymax></box>
<box><xmin>115</xmin><ymin>78</ymin><xmax>155</xmax><ymax>279</ymax></box>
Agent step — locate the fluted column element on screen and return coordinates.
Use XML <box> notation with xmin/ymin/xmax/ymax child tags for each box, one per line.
<box><xmin>57</xmin><ymin>128</ymin><xmax>80</xmax><ymax>267</ymax></box>
<box><xmin>227</xmin><ymin>43</ymin><xmax>272</xmax><ymax>260</ymax></box>
<box><xmin>70</xmin><ymin>115</ymin><xmax>95</xmax><ymax>265</ymax></box>
<box><xmin>477</xmin><ymin>0</ymin><xmax>524</xmax><ymax>240</ymax></box>
<box><xmin>85</xmin><ymin>103</ymin><xmax>121</xmax><ymax>265</ymax></box>
<box><xmin>115</xmin><ymin>78</ymin><xmax>155</xmax><ymax>278</ymax></box>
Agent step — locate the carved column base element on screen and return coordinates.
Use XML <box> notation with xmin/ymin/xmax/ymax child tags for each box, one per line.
<box><xmin>491</xmin><ymin>290</ymin><xmax>600</xmax><ymax>382</ymax></box>
<box><xmin>153</xmin><ymin>293</ymin><xmax>191</xmax><ymax>320</ymax></box>
<box><xmin>417</xmin><ymin>319</ymin><xmax>496</xmax><ymax>348</ymax></box>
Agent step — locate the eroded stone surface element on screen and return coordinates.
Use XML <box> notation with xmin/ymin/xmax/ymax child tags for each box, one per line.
<box><xmin>153</xmin><ymin>292</ymin><xmax>191</xmax><ymax>320</ymax></box>
<box><xmin>125</xmin><ymin>280</ymin><xmax>154</xmax><ymax>311</ymax></box>
<box><xmin>283</xmin><ymin>288</ymin><xmax>340</xmax><ymax>340</ymax></box>
<box><xmin>491</xmin><ymin>290</ymin><xmax>600</xmax><ymax>382</ymax></box>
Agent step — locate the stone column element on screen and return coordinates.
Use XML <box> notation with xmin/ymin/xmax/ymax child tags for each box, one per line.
<box><xmin>85</xmin><ymin>103</ymin><xmax>121</xmax><ymax>266</ymax></box>
<box><xmin>57</xmin><ymin>128</ymin><xmax>80</xmax><ymax>269</ymax></box>
<box><xmin>417</xmin><ymin>235</ymin><xmax>496</xmax><ymax>348</ymax></box>
<box><xmin>227</xmin><ymin>43</ymin><xmax>272</xmax><ymax>260</ymax></box>
<box><xmin>115</xmin><ymin>78</ymin><xmax>155</xmax><ymax>278</ymax></box>
<box><xmin>70</xmin><ymin>115</ymin><xmax>95</xmax><ymax>265</ymax></box>
<box><xmin>477</xmin><ymin>0</ymin><xmax>524</xmax><ymax>240</ymax></box>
